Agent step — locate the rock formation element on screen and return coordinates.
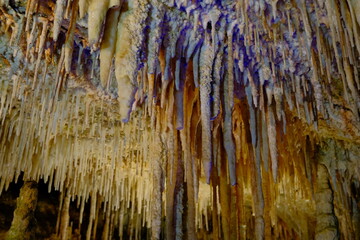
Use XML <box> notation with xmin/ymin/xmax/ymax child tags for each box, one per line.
<box><xmin>0</xmin><ymin>0</ymin><xmax>359</xmax><ymax>239</ymax></box>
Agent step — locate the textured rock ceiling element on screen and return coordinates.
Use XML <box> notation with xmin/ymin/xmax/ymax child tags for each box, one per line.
<box><xmin>0</xmin><ymin>0</ymin><xmax>360</xmax><ymax>239</ymax></box>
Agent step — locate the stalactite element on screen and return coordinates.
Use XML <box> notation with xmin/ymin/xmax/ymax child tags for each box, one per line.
<box><xmin>165</xmin><ymin>125</ymin><xmax>176</xmax><ymax>240</ymax></box>
<box><xmin>33</xmin><ymin>18</ymin><xmax>48</xmax><ymax>86</ymax></box>
<box><xmin>64</xmin><ymin>0</ymin><xmax>78</xmax><ymax>73</ymax></box>
<box><xmin>199</xmin><ymin>38</ymin><xmax>213</xmax><ymax>184</ymax></box>
<box><xmin>251</xmin><ymin>127</ymin><xmax>265</xmax><ymax>240</ymax></box>
<box><xmin>102</xmin><ymin>197</ymin><xmax>112</xmax><ymax>240</ymax></box>
<box><xmin>223</xmin><ymin>34</ymin><xmax>236</xmax><ymax>186</ymax></box>
<box><xmin>88</xmin><ymin>0</ymin><xmax>110</xmax><ymax>46</ymax></box>
<box><xmin>150</xmin><ymin>109</ymin><xmax>163</xmax><ymax>240</ymax></box>
<box><xmin>100</xmin><ymin>4</ymin><xmax>122</xmax><ymax>87</ymax></box>
<box><xmin>219</xmin><ymin>154</ymin><xmax>231</xmax><ymax>240</ymax></box>
<box><xmin>267</xmin><ymin>104</ymin><xmax>278</xmax><ymax>182</ymax></box>
<box><xmin>53</xmin><ymin>0</ymin><xmax>67</xmax><ymax>41</ymax></box>
<box><xmin>86</xmin><ymin>194</ymin><xmax>97</xmax><ymax>240</ymax></box>
<box><xmin>59</xmin><ymin>189</ymin><xmax>71</xmax><ymax>240</ymax></box>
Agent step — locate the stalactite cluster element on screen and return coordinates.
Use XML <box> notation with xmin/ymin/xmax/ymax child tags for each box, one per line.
<box><xmin>0</xmin><ymin>0</ymin><xmax>359</xmax><ymax>239</ymax></box>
